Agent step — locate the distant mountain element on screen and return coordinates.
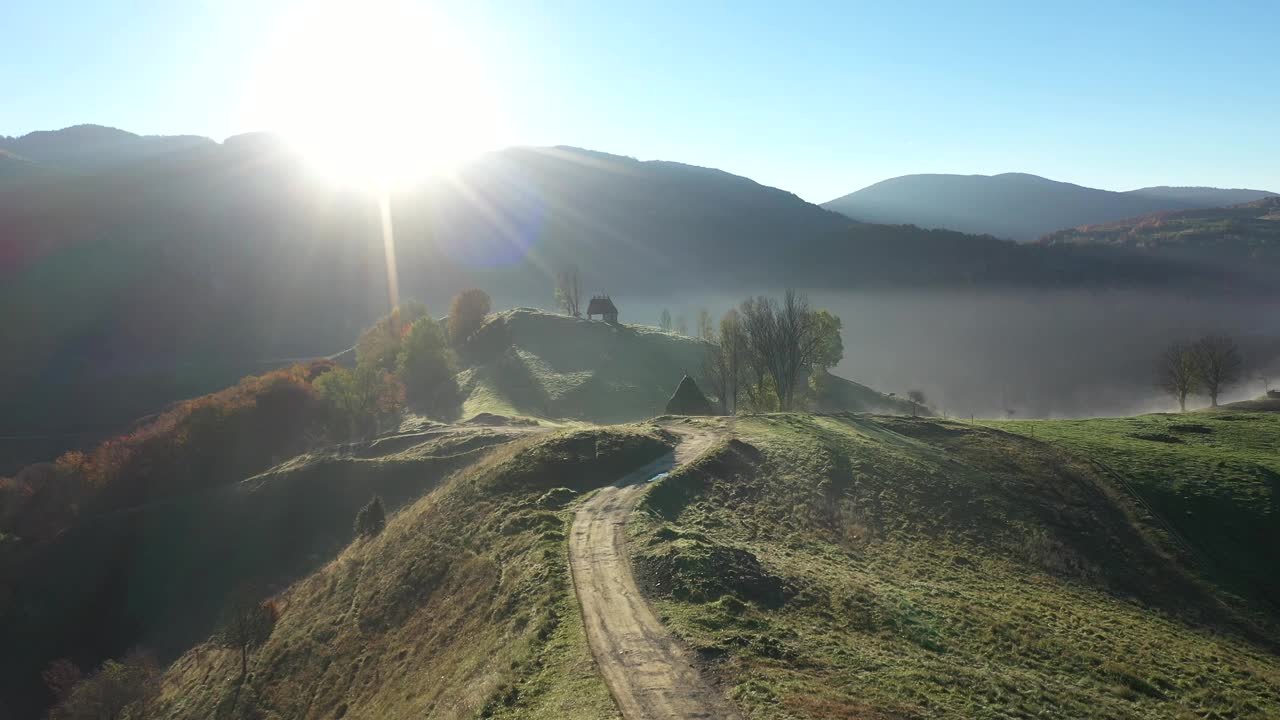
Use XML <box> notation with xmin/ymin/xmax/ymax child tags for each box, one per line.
<box><xmin>823</xmin><ymin>172</ymin><xmax>1275</xmax><ymax>241</ymax></box>
<box><xmin>1125</xmin><ymin>186</ymin><xmax>1277</xmax><ymax>207</ymax></box>
<box><xmin>0</xmin><ymin>124</ymin><xmax>215</xmax><ymax>172</ymax></box>
<box><xmin>0</xmin><ymin>135</ymin><xmax>853</xmax><ymax>444</ymax></box>
<box><xmin>3</xmin><ymin>128</ymin><xmax>1278</xmax><ymax>453</ymax></box>
<box><xmin>0</xmin><ymin>149</ymin><xmax>43</xmax><ymax>180</ymax></box>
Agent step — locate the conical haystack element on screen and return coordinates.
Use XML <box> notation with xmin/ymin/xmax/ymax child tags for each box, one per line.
<box><xmin>665</xmin><ymin>374</ymin><xmax>714</xmax><ymax>415</ymax></box>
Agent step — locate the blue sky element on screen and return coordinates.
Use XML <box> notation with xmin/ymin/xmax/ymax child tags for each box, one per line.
<box><xmin>3</xmin><ymin>0</ymin><xmax>1277</xmax><ymax>201</ymax></box>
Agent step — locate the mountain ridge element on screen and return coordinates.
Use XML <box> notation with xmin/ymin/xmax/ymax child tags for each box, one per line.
<box><xmin>823</xmin><ymin>171</ymin><xmax>1275</xmax><ymax>241</ymax></box>
<box><xmin>3</xmin><ymin>125</ymin><xmax>1278</xmax><ymax>456</ymax></box>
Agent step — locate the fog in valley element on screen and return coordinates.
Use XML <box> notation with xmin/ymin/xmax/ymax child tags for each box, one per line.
<box><xmin>555</xmin><ymin>288</ymin><xmax>1280</xmax><ymax>419</ymax></box>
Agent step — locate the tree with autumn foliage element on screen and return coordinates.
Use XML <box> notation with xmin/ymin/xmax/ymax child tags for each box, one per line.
<box><xmin>355</xmin><ymin>301</ymin><xmax>429</xmax><ymax>372</ymax></box>
<box><xmin>0</xmin><ymin>363</ymin><xmax>327</xmax><ymax>544</ymax></box>
<box><xmin>447</xmin><ymin>289</ymin><xmax>491</xmax><ymax>346</ymax></box>
<box><xmin>314</xmin><ymin>365</ymin><xmax>404</xmax><ymax>439</ymax></box>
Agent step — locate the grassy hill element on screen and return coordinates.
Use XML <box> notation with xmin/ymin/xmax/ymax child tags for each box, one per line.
<box><xmin>456</xmin><ymin>308</ymin><xmax>915</xmax><ymax>422</ymax></box>
<box><xmin>985</xmin><ymin>408</ymin><xmax>1280</xmax><ymax>610</ymax></box>
<box><xmin>8</xmin><ymin>305</ymin><xmax>1278</xmax><ymax>717</ymax></box>
<box><xmin>131</xmin><ymin>410</ymin><xmax>1280</xmax><ymax>719</ymax></box>
<box><xmin>0</xmin><ymin>425</ymin><xmax>541</xmax><ymax>717</ymax></box>
<box><xmin>630</xmin><ymin>414</ymin><xmax>1279</xmax><ymax>718</ymax></box>
<box><xmin>155</xmin><ymin>426</ymin><xmax>670</xmax><ymax>720</ymax></box>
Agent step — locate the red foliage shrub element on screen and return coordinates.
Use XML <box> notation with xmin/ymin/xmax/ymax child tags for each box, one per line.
<box><xmin>0</xmin><ymin>361</ymin><xmax>334</xmax><ymax>542</ymax></box>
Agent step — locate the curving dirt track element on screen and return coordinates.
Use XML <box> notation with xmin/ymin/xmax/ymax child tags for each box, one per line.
<box><xmin>568</xmin><ymin>424</ymin><xmax>741</xmax><ymax>720</ymax></box>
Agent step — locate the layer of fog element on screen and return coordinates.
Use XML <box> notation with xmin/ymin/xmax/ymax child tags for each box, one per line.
<box><xmin>510</xmin><ymin>288</ymin><xmax>1280</xmax><ymax>419</ymax></box>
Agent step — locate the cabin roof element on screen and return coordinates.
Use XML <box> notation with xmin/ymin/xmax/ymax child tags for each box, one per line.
<box><xmin>587</xmin><ymin>296</ymin><xmax>618</xmax><ymax>315</ymax></box>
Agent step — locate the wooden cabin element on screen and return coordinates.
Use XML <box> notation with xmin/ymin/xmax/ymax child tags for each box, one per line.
<box><xmin>587</xmin><ymin>295</ymin><xmax>619</xmax><ymax>323</ymax></box>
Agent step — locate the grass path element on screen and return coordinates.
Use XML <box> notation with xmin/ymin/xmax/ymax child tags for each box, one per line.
<box><xmin>568</xmin><ymin>422</ymin><xmax>741</xmax><ymax>720</ymax></box>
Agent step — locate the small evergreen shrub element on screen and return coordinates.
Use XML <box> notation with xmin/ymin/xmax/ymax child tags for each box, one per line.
<box><xmin>354</xmin><ymin>496</ymin><xmax>387</xmax><ymax>538</ymax></box>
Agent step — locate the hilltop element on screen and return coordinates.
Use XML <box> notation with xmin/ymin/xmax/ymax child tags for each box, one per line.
<box><xmin>456</xmin><ymin>309</ymin><xmax>915</xmax><ymax>423</ymax></box>
<box><xmin>823</xmin><ymin>172</ymin><xmax>1275</xmax><ymax>241</ymax></box>
<box><xmin>0</xmin><ymin>124</ymin><xmax>215</xmax><ymax>172</ymax></box>
<box><xmin>1127</xmin><ymin>186</ymin><xmax>1277</xmax><ymax>207</ymax></box>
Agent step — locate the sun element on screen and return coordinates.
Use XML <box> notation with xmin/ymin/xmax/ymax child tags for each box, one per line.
<box><xmin>248</xmin><ymin>0</ymin><xmax>506</xmax><ymax>188</ymax></box>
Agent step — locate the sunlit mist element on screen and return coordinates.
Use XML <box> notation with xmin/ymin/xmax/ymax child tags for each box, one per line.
<box><xmin>248</xmin><ymin>0</ymin><xmax>508</xmax><ymax>187</ymax></box>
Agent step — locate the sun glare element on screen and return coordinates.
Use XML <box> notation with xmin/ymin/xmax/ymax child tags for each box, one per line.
<box><xmin>250</xmin><ymin>0</ymin><xmax>506</xmax><ymax>187</ymax></box>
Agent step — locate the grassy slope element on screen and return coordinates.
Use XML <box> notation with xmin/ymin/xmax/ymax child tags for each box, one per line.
<box><xmin>985</xmin><ymin>409</ymin><xmax>1280</xmax><ymax>611</ymax></box>
<box><xmin>630</xmin><ymin>414</ymin><xmax>1279</xmax><ymax>719</ymax></box>
<box><xmin>0</xmin><ymin>429</ymin><xmax>520</xmax><ymax>717</ymax></box>
<box><xmin>156</xmin><ymin>427</ymin><xmax>670</xmax><ymax>720</ymax></box>
<box><xmin>456</xmin><ymin>309</ymin><xmax>713</xmax><ymax>423</ymax></box>
<box><xmin>456</xmin><ymin>308</ymin><xmax>912</xmax><ymax>422</ymax></box>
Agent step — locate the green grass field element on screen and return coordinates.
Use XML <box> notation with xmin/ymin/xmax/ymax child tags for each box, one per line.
<box><xmin>984</xmin><ymin>409</ymin><xmax>1280</xmax><ymax>610</ymax></box>
<box><xmin>629</xmin><ymin>413</ymin><xmax>1280</xmax><ymax>719</ymax></box>
<box><xmin>113</xmin><ymin>400</ymin><xmax>1280</xmax><ymax>719</ymax></box>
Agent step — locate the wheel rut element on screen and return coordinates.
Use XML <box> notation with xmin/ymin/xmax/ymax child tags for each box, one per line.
<box><xmin>568</xmin><ymin>424</ymin><xmax>741</xmax><ymax>720</ymax></box>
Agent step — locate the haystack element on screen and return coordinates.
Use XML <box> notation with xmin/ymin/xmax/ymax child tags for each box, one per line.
<box><xmin>665</xmin><ymin>374</ymin><xmax>714</xmax><ymax>415</ymax></box>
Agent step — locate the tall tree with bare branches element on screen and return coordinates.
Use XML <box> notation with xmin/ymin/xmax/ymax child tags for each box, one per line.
<box><xmin>1192</xmin><ymin>335</ymin><xmax>1243</xmax><ymax>407</ymax></box>
<box><xmin>704</xmin><ymin>308</ymin><xmax>746</xmax><ymax>414</ymax></box>
<box><xmin>739</xmin><ymin>290</ymin><xmax>827</xmax><ymax>410</ymax></box>
<box><xmin>1157</xmin><ymin>341</ymin><xmax>1199</xmax><ymax>412</ymax></box>
<box><xmin>554</xmin><ymin>265</ymin><xmax>581</xmax><ymax>317</ymax></box>
<box><xmin>697</xmin><ymin>309</ymin><xmax>715</xmax><ymax>342</ymax></box>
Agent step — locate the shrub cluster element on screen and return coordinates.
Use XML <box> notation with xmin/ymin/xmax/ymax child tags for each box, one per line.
<box><xmin>0</xmin><ymin>362</ymin><xmax>330</xmax><ymax>542</ymax></box>
<box><xmin>43</xmin><ymin>651</ymin><xmax>161</xmax><ymax>720</ymax></box>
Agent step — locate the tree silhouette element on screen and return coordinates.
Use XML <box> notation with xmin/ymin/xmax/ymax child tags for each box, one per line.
<box><xmin>355</xmin><ymin>495</ymin><xmax>387</xmax><ymax>538</ymax></box>
<box><xmin>1192</xmin><ymin>335</ymin><xmax>1243</xmax><ymax>407</ymax></box>
<box><xmin>216</xmin><ymin>589</ymin><xmax>279</xmax><ymax>680</ymax></box>
<box><xmin>1157</xmin><ymin>341</ymin><xmax>1199</xmax><ymax>412</ymax></box>
<box><xmin>554</xmin><ymin>265</ymin><xmax>582</xmax><ymax>317</ymax></box>
<box><xmin>447</xmin><ymin>289</ymin><xmax>491</xmax><ymax>346</ymax></box>
<box><xmin>907</xmin><ymin>390</ymin><xmax>927</xmax><ymax>417</ymax></box>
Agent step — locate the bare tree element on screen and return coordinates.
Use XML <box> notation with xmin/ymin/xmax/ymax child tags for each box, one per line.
<box><xmin>704</xmin><ymin>308</ymin><xmax>746</xmax><ymax>414</ymax></box>
<box><xmin>696</xmin><ymin>309</ymin><xmax>715</xmax><ymax>342</ymax></box>
<box><xmin>1192</xmin><ymin>335</ymin><xmax>1243</xmax><ymax>407</ymax></box>
<box><xmin>216</xmin><ymin>588</ymin><xmax>280</xmax><ymax>679</ymax></box>
<box><xmin>659</xmin><ymin>309</ymin><xmax>672</xmax><ymax>331</ymax></box>
<box><xmin>1157</xmin><ymin>342</ymin><xmax>1199</xmax><ymax>412</ymax></box>
<box><xmin>676</xmin><ymin>314</ymin><xmax>688</xmax><ymax>336</ymax></box>
<box><xmin>554</xmin><ymin>265</ymin><xmax>581</xmax><ymax>317</ymax></box>
<box><xmin>739</xmin><ymin>290</ymin><xmax>827</xmax><ymax>411</ymax></box>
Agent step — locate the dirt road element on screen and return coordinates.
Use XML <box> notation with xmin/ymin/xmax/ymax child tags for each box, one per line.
<box><xmin>568</xmin><ymin>424</ymin><xmax>741</xmax><ymax>720</ymax></box>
